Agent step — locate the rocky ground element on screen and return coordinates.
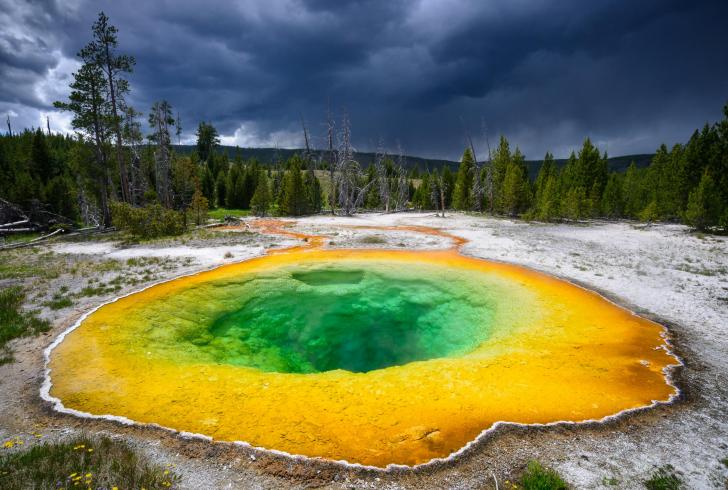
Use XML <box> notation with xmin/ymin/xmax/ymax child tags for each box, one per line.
<box><xmin>1</xmin><ymin>213</ymin><xmax>727</xmax><ymax>489</ymax></box>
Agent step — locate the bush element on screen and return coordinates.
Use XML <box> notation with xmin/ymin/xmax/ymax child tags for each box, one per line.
<box><xmin>111</xmin><ymin>202</ymin><xmax>184</xmax><ymax>239</ymax></box>
<box><xmin>519</xmin><ymin>460</ymin><xmax>567</xmax><ymax>490</ymax></box>
<box><xmin>0</xmin><ymin>286</ymin><xmax>50</xmax><ymax>365</ymax></box>
<box><xmin>0</xmin><ymin>434</ymin><xmax>178</xmax><ymax>489</ymax></box>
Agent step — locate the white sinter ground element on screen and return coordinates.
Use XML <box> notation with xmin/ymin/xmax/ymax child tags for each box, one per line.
<box><xmin>6</xmin><ymin>212</ymin><xmax>728</xmax><ymax>488</ymax></box>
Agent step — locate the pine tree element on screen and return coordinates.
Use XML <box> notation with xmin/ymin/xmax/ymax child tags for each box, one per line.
<box><xmin>533</xmin><ymin>153</ymin><xmax>556</xmax><ymax>207</ymax></box>
<box><xmin>491</xmin><ymin>136</ymin><xmax>511</xmax><ymax>212</ymax></box>
<box><xmin>81</xmin><ymin>12</ymin><xmax>135</xmax><ymax>203</ymax></box>
<box><xmin>54</xmin><ymin>58</ymin><xmax>113</xmax><ymax>226</ymax></box>
<box><xmin>501</xmin><ymin>155</ymin><xmax>530</xmax><ymax>216</ymax></box>
<box><xmin>30</xmin><ymin>129</ymin><xmax>55</xmax><ymax>184</ymax></box>
<box><xmin>538</xmin><ymin>174</ymin><xmax>560</xmax><ymax>220</ymax></box>
<box><xmin>561</xmin><ymin>186</ymin><xmax>587</xmax><ymax>220</ymax></box>
<box><xmin>45</xmin><ymin>175</ymin><xmax>78</xmax><ymax>220</ymax></box>
<box><xmin>190</xmin><ymin>186</ymin><xmax>209</xmax><ymax>225</ymax></box>
<box><xmin>200</xmin><ymin>166</ymin><xmax>215</xmax><ymax>207</ymax></box>
<box><xmin>601</xmin><ymin>173</ymin><xmax>623</xmax><ymax>218</ymax></box>
<box><xmin>195</xmin><ymin>122</ymin><xmax>220</xmax><ymax>163</ymax></box>
<box><xmin>685</xmin><ymin>171</ymin><xmax>721</xmax><ymax>230</ymax></box>
<box><xmin>533</xmin><ymin>153</ymin><xmax>558</xmax><ymax>220</ymax></box>
<box><xmin>452</xmin><ymin>147</ymin><xmax>475</xmax><ymax>210</ymax></box>
<box><xmin>441</xmin><ymin>166</ymin><xmax>455</xmax><ymax>208</ymax></box>
<box><xmin>225</xmin><ymin>164</ymin><xmax>243</xmax><ymax>208</ymax></box>
<box><xmin>414</xmin><ymin>172</ymin><xmax>431</xmax><ymax>209</ymax></box>
<box><xmin>280</xmin><ymin>159</ymin><xmax>307</xmax><ymax>216</ymax></box>
<box><xmin>304</xmin><ymin>168</ymin><xmax>323</xmax><ymax>213</ymax></box>
<box><xmin>622</xmin><ymin>162</ymin><xmax>648</xmax><ymax>218</ymax></box>
<box><xmin>215</xmin><ymin>172</ymin><xmax>227</xmax><ymax>208</ymax></box>
<box><xmin>250</xmin><ymin>171</ymin><xmax>272</xmax><ymax>216</ymax></box>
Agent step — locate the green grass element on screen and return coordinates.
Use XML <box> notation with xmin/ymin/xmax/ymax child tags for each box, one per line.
<box><xmin>0</xmin><ymin>287</ymin><xmax>50</xmax><ymax>365</ymax></box>
<box><xmin>207</xmin><ymin>207</ymin><xmax>250</xmax><ymax>220</ymax></box>
<box><xmin>644</xmin><ymin>465</ymin><xmax>683</xmax><ymax>489</ymax></box>
<box><xmin>43</xmin><ymin>295</ymin><xmax>73</xmax><ymax>310</ymax></box>
<box><xmin>721</xmin><ymin>457</ymin><xmax>728</xmax><ymax>468</ymax></box>
<box><xmin>519</xmin><ymin>460</ymin><xmax>567</xmax><ymax>489</ymax></box>
<box><xmin>78</xmin><ymin>284</ymin><xmax>122</xmax><ymax>298</ymax></box>
<box><xmin>0</xmin><ymin>232</ymin><xmax>42</xmax><ymax>245</ymax></box>
<box><xmin>0</xmin><ymin>434</ymin><xmax>178</xmax><ymax>489</ymax></box>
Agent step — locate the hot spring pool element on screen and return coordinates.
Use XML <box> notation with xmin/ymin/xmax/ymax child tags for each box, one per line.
<box><xmin>46</xmin><ymin>248</ymin><xmax>678</xmax><ymax>468</ymax></box>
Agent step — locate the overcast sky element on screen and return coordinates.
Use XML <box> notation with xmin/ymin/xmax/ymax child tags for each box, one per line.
<box><xmin>2</xmin><ymin>0</ymin><xmax>727</xmax><ymax>160</ymax></box>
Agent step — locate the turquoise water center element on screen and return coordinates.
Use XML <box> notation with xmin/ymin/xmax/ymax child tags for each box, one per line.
<box><xmin>135</xmin><ymin>259</ymin><xmax>527</xmax><ymax>374</ymax></box>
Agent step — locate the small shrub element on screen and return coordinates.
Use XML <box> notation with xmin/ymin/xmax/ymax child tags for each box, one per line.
<box><xmin>644</xmin><ymin>465</ymin><xmax>683</xmax><ymax>490</ymax></box>
<box><xmin>111</xmin><ymin>202</ymin><xmax>184</xmax><ymax>239</ymax></box>
<box><xmin>44</xmin><ymin>295</ymin><xmax>73</xmax><ymax>310</ymax></box>
<box><xmin>519</xmin><ymin>460</ymin><xmax>567</xmax><ymax>490</ymax></box>
<box><xmin>0</xmin><ymin>287</ymin><xmax>50</xmax><ymax>364</ymax></box>
<box><xmin>0</xmin><ymin>434</ymin><xmax>178</xmax><ymax>489</ymax></box>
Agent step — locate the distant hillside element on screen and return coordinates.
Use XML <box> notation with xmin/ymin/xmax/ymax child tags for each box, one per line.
<box><xmin>172</xmin><ymin>145</ymin><xmax>654</xmax><ymax>179</ymax></box>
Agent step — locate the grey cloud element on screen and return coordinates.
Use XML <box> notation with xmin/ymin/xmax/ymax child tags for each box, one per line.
<box><xmin>1</xmin><ymin>0</ymin><xmax>726</xmax><ymax>159</ymax></box>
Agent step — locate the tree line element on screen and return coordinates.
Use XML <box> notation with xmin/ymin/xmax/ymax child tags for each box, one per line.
<box><xmin>0</xmin><ymin>11</ymin><xmax>726</xmax><ymax>235</ymax></box>
<box><xmin>432</xmin><ymin>106</ymin><xmax>727</xmax><ymax>231</ymax></box>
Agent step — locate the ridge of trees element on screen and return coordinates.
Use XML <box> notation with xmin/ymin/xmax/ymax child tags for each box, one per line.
<box><xmin>1</xmin><ymin>11</ymin><xmax>726</xmax><ymax>236</ymax></box>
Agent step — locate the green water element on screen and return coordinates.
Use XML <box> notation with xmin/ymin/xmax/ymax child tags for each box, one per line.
<box><xmin>206</xmin><ymin>267</ymin><xmax>494</xmax><ymax>373</ymax></box>
<box><xmin>127</xmin><ymin>260</ymin><xmax>532</xmax><ymax>374</ymax></box>
<box><xmin>193</xmin><ymin>268</ymin><xmax>492</xmax><ymax>373</ymax></box>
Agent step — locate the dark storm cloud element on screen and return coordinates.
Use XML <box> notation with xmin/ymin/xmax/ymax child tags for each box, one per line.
<box><xmin>1</xmin><ymin>0</ymin><xmax>727</xmax><ymax>159</ymax></box>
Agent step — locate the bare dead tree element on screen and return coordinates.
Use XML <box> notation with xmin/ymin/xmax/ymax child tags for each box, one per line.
<box><xmin>175</xmin><ymin>111</ymin><xmax>182</xmax><ymax>146</ymax></box>
<box><xmin>123</xmin><ymin>107</ymin><xmax>145</xmax><ymax>205</ymax></box>
<box><xmin>301</xmin><ymin>113</ymin><xmax>312</xmax><ymax>163</ymax></box>
<box><xmin>393</xmin><ymin>142</ymin><xmax>409</xmax><ymax>211</ymax></box>
<box><xmin>374</xmin><ymin>139</ymin><xmax>390</xmax><ymax>212</ymax></box>
<box><xmin>326</xmin><ymin>103</ymin><xmax>336</xmax><ymax>214</ymax></box>
<box><xmin>465</xmin><ymin>126</ymin><xmax>485</xmax><ymax>212</ymax></box>
<box><xmin>6</xmin><ymin>114</ymin><xmax>12</xmax><ymax>137</ymax></box>
<box><xmin>431</xmin><ymin>172</ymin><xmax>447</xmax><ymax>218</ymax></box>
<box><xmin>148</xmin><ymin>100</ymin><xmax>176</xmax><ymax>208</ymax></box>
<box><xmin>46</xmin><ymin>116</ymin><xmax>51</xmax><ymax>136</ymax></box>
<box><xmin>482</xmin><ymin>123</ymin><xmax>494</xmax><ymax>213</ymax></box>
<box><xmin>334</xmin><ymin>112</ymin><xmax>373</xmax><ymax>215</ymax></box>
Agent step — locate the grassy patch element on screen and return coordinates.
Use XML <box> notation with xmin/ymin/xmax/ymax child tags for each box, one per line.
<box><xmin>0</xmin><ymin>232</ymin><xmax>42</xmax><ymax>245</ymax></box>
<box><xmin>0</xmin><ymin>287</ymin><xmax>50</xmax><ymax>365</ymax></box>
<box><xmin>721</xmin><ymin>457</ymin><xmax>728</xmax><ymax>468</ymax></box>
<box><xmin>78</xmin><ymin>284</ymin><xmax>122</xmax><ymax>298</ymax></box>
<box><xmin>644</xmin><ymin>465</ymin><xmax>683</xmax><ymax>489</ymax></box>
<box><xmin>208</xmin><ymin>207</ymin><xmax>250</xmax><ymax>220</ymax></box>
<box><xmin>44</xmin><ymin>295</ymin><xmax>73</xmax><ymax>310</ymax></box>
<box><xmin>0</xmin><ymin>434</ymin><xmax>178</xmax><ymax>489</ymax></box>
<box><xmin>518</xmin><ymin>460</ymin><xmax>567</xmax><ymax>489</ymax></box>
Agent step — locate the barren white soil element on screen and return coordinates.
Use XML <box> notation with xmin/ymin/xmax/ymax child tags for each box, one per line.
<box><xmin>1</xmin><ymin>213</ymin><xmax>727</xmax><ymax>489</ymax></box>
